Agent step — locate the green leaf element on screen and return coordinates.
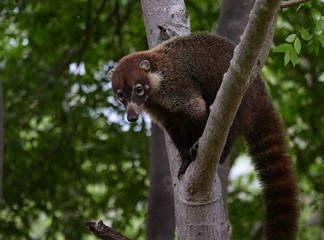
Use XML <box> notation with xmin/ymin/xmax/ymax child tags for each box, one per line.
<box><xmin>320</xmin><ymin>31</ymin><xmax>324</xmax><ymax>47</ymax></box>
<box><xmin>286</xmin><ymin>34</ymin><xmax>297</xmax><ymax>43</ymax></box>
<box><xmin>294</xmin><ymin>37</ymin><xmax>301</xmax><ymax>54</ymax></box>
<box><xmin>316</xmin><ymin>20</ymin><xmax>324</xmax><ymax>32</ymax></box>
<box><xmin>311</xmin><ymin>10</ymin><xmax>319</xmax><ymax>20</ymax></box>
<box><xmin>300</xmin><ymin>28</ymin><xmax>312</xmax><ymax>41</ymax></box>
<box><xmin>284</xmin><ymin>50</ymin><xmax>291</xmax><ymax>66</ymax></box>
<box><xmin>274</xmin><ymin>43</ymin><xmax>292</xmax><ymax>53</ymax></box>
<box><xmin>308</xmin><ymin>39</ymin><xmax>319</xmax><ymax>55</ymax></box>
<box><xmin>290</xmin><ymin>48</ymin><xmax>298</xmax><ymax>66</ymax></box>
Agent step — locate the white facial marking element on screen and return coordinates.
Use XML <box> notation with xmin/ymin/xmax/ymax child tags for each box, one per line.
<box><xmin>116</xmin><ymin>89</ymin><xmax>124</xmax><ymax>101</ymax></box>
<box><xmin>148</xmin><ymin>72</ymin><xmax>163</xmax><ymax>90</ymax></box>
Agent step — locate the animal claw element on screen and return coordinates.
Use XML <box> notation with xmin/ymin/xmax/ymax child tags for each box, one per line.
<box><xmin>177</xmin><ymin>142</ymin><xmax>200</xmax><ymax>179</ymax></box>
<box><xmin>189</xmin><ymin>141</ymin><xmax>199</xmax><ymax>159</ymax></box>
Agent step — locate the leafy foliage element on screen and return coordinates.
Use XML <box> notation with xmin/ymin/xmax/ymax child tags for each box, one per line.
<box><xmin>262</xmin><ymin>2</ymin><xmax>324</xmax><ymax>239</ymax></box>
<box><xmin>274</xmin><ymin>3</ymin><xmax>324</xmax><ymax>66</ymax></box>
<box><xmin>1</xmin><ymin>0</ymin><xmax>149</xmax><ymax>239</ymax></box>
<box><xmin>228</xmin><ymin>2</ymin><xmax>324</xmax><ymax>239</ymax></box>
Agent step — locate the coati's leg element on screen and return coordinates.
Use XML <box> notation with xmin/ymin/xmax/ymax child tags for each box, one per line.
<box><xmin>177</xmin><ymin>141</ymin><xmax>199</xmax><ymax>178</ymax></box>
<box><xmin>178</xmin><ymin>123</ymin><xmax>239</xmax><ymax>175</ymax></box>
<box><xmin>165</xmin><ymin>95</ymin><xmax>209</xmax><ymax>178</ymax></box>
<box><xmin>190</xmin><ymin>141</ymin><xmax>199</xmax><ymax>160</ymax></box>
<box><xmin>178</xmin><ymin>149</ymin><xmax>194</xmax><ymax>177</ymax></box>
<box><xmin>164</xmin><ymin>116</ymin><xmax>206</xmax><ymax>178</ymax></box>
<box><xmin>177</xmin><ymin>116</ymin><xmax>240</xmax><ymax>176</ymax></box>
<box><xmin>165</xmin><ymin>121</ymin><xmax>201</xmax><ymax>179</ymax></box>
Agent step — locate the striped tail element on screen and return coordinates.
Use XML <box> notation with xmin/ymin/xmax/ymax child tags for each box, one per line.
<box><xmin>245</xmin><ymin>102</ymin><xmax>299</xmax><ymax>240</ymax></box>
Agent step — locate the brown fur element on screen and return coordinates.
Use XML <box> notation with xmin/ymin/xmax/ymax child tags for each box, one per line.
<box><xmin>110</xmin><ymin>32</ymin><xmax>299</xmax><ymax>240</ymax></box>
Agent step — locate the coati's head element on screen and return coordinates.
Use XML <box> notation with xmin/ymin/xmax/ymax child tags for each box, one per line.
<box><xmin>108</xmin><ymin>54</ymin><xmax>160</xmax><ymax>122</ymax></box>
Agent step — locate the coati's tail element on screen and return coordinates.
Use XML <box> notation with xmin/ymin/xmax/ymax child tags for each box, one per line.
<box><xmin>245</xmin><ymin>102</ymin><xmax>299</xmax><ymax>240</ymax></box>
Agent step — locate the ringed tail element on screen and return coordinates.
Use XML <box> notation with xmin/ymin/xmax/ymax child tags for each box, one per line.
<box><xmin>246</xmin><ymin>101</ymin><xmax>299</xmax><ymax>240</ymax></box>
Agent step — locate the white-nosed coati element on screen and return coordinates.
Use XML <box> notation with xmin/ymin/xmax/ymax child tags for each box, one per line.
<box><xmin>108</xmin><ymin>32</ymin><xmax>299</xmax><ymax>240</ymax></box>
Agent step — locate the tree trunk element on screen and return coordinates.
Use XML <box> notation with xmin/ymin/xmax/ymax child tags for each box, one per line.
<box><xmin>216</xmin><ymin>0</ymin><xmax>256</xmax><ymax>45</ymax></box>
<box><xmin>141</xmin><ymin>1</ymin><xmax>190</xmax><ymax>239</ymax></box>
<box><xmin>166</xmin><ymin>137</ymin><xmax>229</xmax><ymax>240</ymax></box>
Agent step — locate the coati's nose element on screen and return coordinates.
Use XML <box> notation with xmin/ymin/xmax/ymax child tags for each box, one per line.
<box><xmin>127</xmin><ymin>109</ymin><xmax>139</xmax><ymax>122</ymax></box>
<box><xmin>126</xmin><ymin>102</ymin><xmax>141</xmax><ymax>122</ymax></box>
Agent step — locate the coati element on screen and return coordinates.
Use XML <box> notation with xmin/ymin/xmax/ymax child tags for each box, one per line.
<box><xmin>108</xmin><ymin>32</ymin><xmax>299</xmax><ymax>240</ymax></box>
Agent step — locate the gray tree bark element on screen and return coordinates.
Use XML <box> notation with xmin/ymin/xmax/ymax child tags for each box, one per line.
<box><xmin>166</xmin><ymin>136</ymin><xmax>229</xmax><ymax>240</ymax></box>
<box><xmin>141</xmin><ymin>1</ymin><xmax>189</xmax><ymax>239</ymax></box>
<box><xmin>216</xmin><ymin>0</ymin><xmax>256</xmax><ymax>45</ymax></box>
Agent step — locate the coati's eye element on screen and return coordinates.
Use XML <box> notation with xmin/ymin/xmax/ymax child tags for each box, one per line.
<box><xmin>116</xmin><ymin>90</ymin><xmax>124</xmax><ymax>101</ymax></box>
<box><xmin>134</xmin><ymin>84</ymin><xmax>144</xmax><ymax>96</ymax></box>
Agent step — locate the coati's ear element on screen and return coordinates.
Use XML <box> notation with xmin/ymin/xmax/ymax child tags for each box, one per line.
<box><xmin>107</xmin><ymin>70</ymin><xmax>114</xmax><ymax>80</ymax></box>
<box><xmin>139</xmin><ymin>60</ymin><xmax>150</xmax><ymax>71</ymax></box>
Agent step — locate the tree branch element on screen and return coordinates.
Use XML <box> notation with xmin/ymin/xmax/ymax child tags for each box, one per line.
<box><xmin>281</xmin><ymin>0</ymin><xmax>311</xmax><ymax>8</ymax></box>
<box><xmin>84</xmin><ymin>220</ymin><xmax>131</xmax><ymax>240</ymax></box>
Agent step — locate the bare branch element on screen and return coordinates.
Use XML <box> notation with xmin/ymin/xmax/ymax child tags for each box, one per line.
<box><xmin>84</xmin><ymin>220</ymin><xmax>131</xmax><ymax>240</ymax></box>
<box><xmin>281</xmin><ymin>0</ymin><xmax>311</xmax><ymax>8</ymax></box>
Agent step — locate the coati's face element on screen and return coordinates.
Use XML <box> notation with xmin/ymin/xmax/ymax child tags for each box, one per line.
<box><xmin>108</xmin><ymin>59</ymin><xmax>153</xmax><ymax>122</ymax></box>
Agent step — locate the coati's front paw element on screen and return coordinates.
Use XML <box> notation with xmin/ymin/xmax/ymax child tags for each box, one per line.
<box><xmin>178</xmin><ymin>156</ymin><xmax>191</xmax><ymax>180</ymax></box>
<box><xmin>178</xmin><ymin>142</ymin><xmax>200</xmax><ymax>179</ymax></box>
<box><xmin>189</xmin><ymin>141</ymin><xmax>199</xmax><ymax>160</ymax></box>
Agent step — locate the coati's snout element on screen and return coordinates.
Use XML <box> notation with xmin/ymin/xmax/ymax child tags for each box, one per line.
<box><xmin>127</xmin><ymin>111</ymin><xmax>138</xmax><ymax>122</ymax></box>
<box><xmin>126</xmin><ymin>102</ymin><xmax>142</xmax><ymax>122</ymax></box>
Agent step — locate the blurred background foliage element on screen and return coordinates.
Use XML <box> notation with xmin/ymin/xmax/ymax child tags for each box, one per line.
<box><xmin>0</xmin><ymin>0</ymin><xmax>323</xmax><ymax>239</ymax></box>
